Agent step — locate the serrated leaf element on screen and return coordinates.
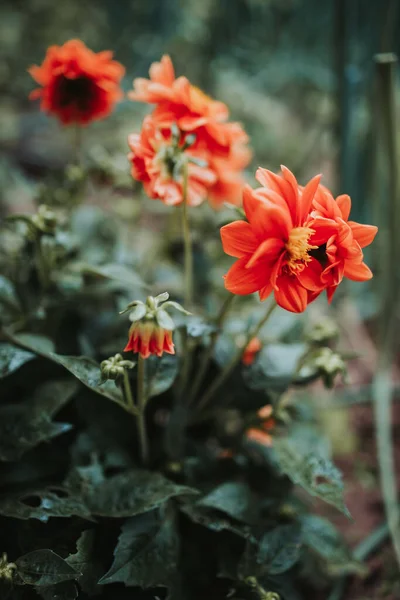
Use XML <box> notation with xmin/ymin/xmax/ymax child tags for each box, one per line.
<box><xmin>35</xmin><ymin>581</ymin><xmax>78</xmax><ymax>600</ymax></box>
<box><xmin>16</xmin><ymin>550</ymin><xmax>79</xmax><ymax>586</ymax></box>
<box><xmin>256</xmin><ymin>524</ymin><xmax>302</xmax><ymax>575</ymax></box>
<box><xmin>0</xmin><ymin>343</ymin><xmax>35</xmax><ymax>378</ymax></box>
<box><xmin>66</xmin><ymin>530</ymin><xmax>102</xmax><ymax>595</ymax></box>
<box><xmin>272</xmin><ymin>428</ymin><xmax>350</xmax><ymax>516</ymax></box>
<box><xmin>180</xmin><ymin>502</ymin><xmax>254</xmax><ymax>540</ymax></box>
<box><xmin>99</xmin><ymin>508</ymin><xmax>179</xmax><ymax>589</ymax></box>
<box><xmin>145</xmin><ymin>353</ymin><xmax>179</xmax><ymax>398</ymax></box>
<box><xmin>0</xmin><ymin>489</ymin><xmax>92</xmax><ymax>521</ymax></box>
<box><xmin>0</xmin><ymin>379</ymin><xmax>77</xmax><ymax>461</ymax></box>
<box><xmin>82</xmin><ymin>469</ymin><xmax>198</xmax><ymax>517</ymax></box>
<box><xmin>3</xmin><ymin>331</ymin><xmax>124</xmax><ymax>406</ymax></box>
<box><xmin>197</xmin><ymin>482</ymin><xmax>255</xmax><ymax>523</ymax></box>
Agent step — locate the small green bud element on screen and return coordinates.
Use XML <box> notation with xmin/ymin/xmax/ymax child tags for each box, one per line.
<box><xmin>100</xmin><ymin>353</ymin><xmax>135</xmax><ymax>380</ymax></box>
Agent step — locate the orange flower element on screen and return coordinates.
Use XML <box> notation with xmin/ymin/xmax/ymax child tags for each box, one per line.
<box><xmin>128</xmin><ymin>55</ymin><xmax>251</xmax><ymax>207</ymax></box>
<box><xmin>246</xmin><ymin>405</ymin><xmax>275</xmax><ymax>447</ymax></box>
<box><xmin>28</xmin><ymin>39</ymin><xmax>125</xmax><ymax>125</ymax></box>
<box><xmin>128</xmin><ymin>116</ymin><xmax>217</xmax><ymax>206</ymax></box>
<box><xmin>221</xmin><ymin>166</ymin><xmax>339</xmax><ymax>312</ymax></box>
<box><xmin>311</xmin><ymin>185</ymin><xmax>378</xmax><ymax>302</ymax></box>
<box><xmin>242</xmin><ymin>337</ymin><xmax>262</xmax><ymax>365</ymax></box>
<box><xmin>124</xmin><ymin>320</ymin><xmax>174</xmax><ymax>359</ymax></box>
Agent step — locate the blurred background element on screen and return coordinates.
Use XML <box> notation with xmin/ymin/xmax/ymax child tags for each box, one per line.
<box><xmin>1</xmin><ymin>1</ymin><xmax>400</xmax><ymax>597</ymax></box>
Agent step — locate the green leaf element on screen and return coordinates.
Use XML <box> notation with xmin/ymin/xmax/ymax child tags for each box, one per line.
<box><xmin>197</xmin><ymin>482</ymin><xmax>255</xmax><ymax>523</ymax></box>
<box><xmin>81</xmin><ymin>469</ymin><xmax>198</xmax><ymax>518</ymax></box>
<box><xmin>35</xmin><ymin>582</ymin><xmax>78</xmax><ymax>600</ymax></box>
<box><xmin>0</xmin><ymin>488</ymin><xmax>92</xmax><ymax>521</ymax></box>
<box><xmin>156</xmin><ymin>309</ymin><xmax>175</xmax><ymax>330</ymax></box>
<box><xmin>145</xmin><ymin>353</ymin><xmax>179</xmax><ymax>398</ymax></box>
<box><xmin>301</xmin><ymin>515</ymin><xmax>363</xmax><ymax>576</ymax></box>
<box><xmin>272</xmin><ymin>427</ymin><xmax>350</xmax><ymax>516</ymax></box>
<box><xmin>16</xmin><ymin>550</ymin><xmax>79</xmax><ymax>586</ymax></box>
<box><xmin>66</xmin><ymin>530</ymin><xmax>102</xmax><ymax>595</ymax></box>
<box><xmin>0</xmin><ymin>379</ymin><xmax>77</xmax><ymax>461</ymax></box>
<box><xmin>256</xmin><ymin>524</ymin><xmax>302</xmax><ymax>575</ymax></box>
<box><xmin>128</xmin><ymin>302</ymin><xmax>147</xmax><ymax>322</ymax></box>
<box><xmin>243</xmin><ymin>343</ymin><xmax>306</xmax><ymax>393</ymax></box>
<box><xmin>0</xmin><ymin>343</ymin><xmax>35</xmax><ymax>378</ymax></box>
<box><xmin>181</xmin><ymin>502</ymin><xmax>254</xmax><ymax>540</ymax></box>
<box><xmin>99</xmin><ymin>507</ymin><xmax>179</xmax><ymax>589</ymax></box>
<box><xmin>3</xmin><ymin>331</ymin><xmax>124</xmax><ymax>406</ymax></box>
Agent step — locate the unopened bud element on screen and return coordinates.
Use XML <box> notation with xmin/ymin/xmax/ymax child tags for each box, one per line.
<box><xmin>305</xmin><ymin>317</ymin><xmax>339</xmax><ymax>346</ymax></box>
<box><xmin>100</xmin><ymin>353</ymin><xmax>134</xmax><ymax>380</ymax></box>
<box><xmin>31</xmin><ymin>204</ymin><xmax>59</xmax><ymax>235</ymax></box>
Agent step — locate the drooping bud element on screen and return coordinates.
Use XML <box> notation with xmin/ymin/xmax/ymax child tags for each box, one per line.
<box><xmin>246</xmin><ymin>404</ymin><xmax>275</xmax><ymax>447</ymax></box>
<box><xmin>242</xmin><ymin>336</ymin><xmax>262</xmax><ymax>365</ymax></box>
<box><xmin>100</xmin><ymin>353</ymin><xmax>135</xmax><ymax>380</ymax></box>
<box><xmin>121</xmin><ymin>292</ymin><xmax>190</xmax><ymax>359</ymax></box>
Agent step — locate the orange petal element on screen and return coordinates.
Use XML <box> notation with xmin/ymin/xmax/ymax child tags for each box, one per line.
<box><xmin>274</xmin><ymin>275</ymin><xmax>309</xmax><ymax>313</ymax></box>
<box><xmin>336</xmin><ymin>194</ymin><xmax>351</xmax><ymax>220</ymax></box>
<box><xmin>343</xmin><ymin>260</ymin><xmax>373</xmax><ymax>281</ymax></box>
<box><xmin>296</xmin><ymin>258</ymin><xmax>324</xmax><ymax>292</ymax></box>
<box><xmin>299</xmin><ymin>174</ymin><xmax>321</xmax><ymax>223</ymax></box>
<box><xmin>246</xmin><ymin>238</ymin><xmax>284</xmax><ymax>268</ymax></box>
<box><xmin>224</xmin><ymin>256</ymin><xmax>265</xmax><ymax>295</ymax></box>
<box><xmin>220</xmin><ymin>221</ymin><xmax>258</xmax><ymax>257</ymax></box>
<box><xmin>348</xmin><ymin>222</ymin><xmax>378</xmax><ymax>248</ymax></box>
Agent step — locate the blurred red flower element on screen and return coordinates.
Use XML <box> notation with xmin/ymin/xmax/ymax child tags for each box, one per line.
<box><xmin>242</xmin><ymin>337</ymin><xmax>262</xmax><ymax>365</ymax></box>
<box><xmin>246</xmin><ymin>405</ymin><xmax>275</xmax><ymax>447</ymax></box>
<box><xmin>28</xmin><ymin>39</ymin><xmax>125</xmax><ymax>125</ymax></box>
<box><xmin>128</xmin><ymin>116</ymin><xmax>217</xmax><ymax>206</ymax></box>
<box><xmin>128</xmin><ymin>55</ymin><xmax>251</xmax><ymax>208</ymax></box>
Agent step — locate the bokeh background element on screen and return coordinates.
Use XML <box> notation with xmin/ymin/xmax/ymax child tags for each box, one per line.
<box><xmin>1</xmin><ymin>1</ymin><xmax>400</xmax><ymax>598</ymax></box>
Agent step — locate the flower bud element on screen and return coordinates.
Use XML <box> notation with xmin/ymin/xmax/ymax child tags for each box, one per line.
<box><xmin>0</xmin><ymin>553</ymin><xmax>17</xmax><ymax>581</ymax></box>
<box><xmin>313</xmin><ymin>347</ymin><xmax>347</xmax><ymax>388</ymax></box>
<box><xmin>246</xmin><ymin>404</ymin><xmax>275</xmax><ymax>447</ymax></box>
<box><xmin>242</xmin><ymin>336</ymin><xmax>262</xmax><ymax>365</ymax></box>
<box><xmin>31</xmin><ymin>204</ymin><xmax>59</xmax><ymax>235</ymax></box>
<box><xmin>305</xmin><ymin>317</ymin><xmax>339</xmax><ymax>346</ymax></box>
<box><xmin>121</xmin><ymin>292</ymin><xmax>190</xmax><ymax>359</ymax></box>
<box><xmin>100</xmin><ymin>353</ymin><xmax>134</xmax><ymax>380</ymax></box>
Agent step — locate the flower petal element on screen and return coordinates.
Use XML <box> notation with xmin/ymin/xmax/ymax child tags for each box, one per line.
<box><xmin>280</xmin><ymin>165</ymin><xmax>299</xmax><ymax>223</ymax></box>
<box><xmin>224</xmin><ymin>256</ymin><xmax>265</xmax><ymax>295</ymax></box>
<box><xmin>343</xmin><ymin>260</ymin><xmax>373</xmax><ymax>281</ymax></box>
<box><xmin>246</xmin><ymin>238</ymin><xmax>284</xmax><ymax>268</ymax></box>
<box><xmin>296</xmin><ymin>258</ymin><xmax>324</xmax><ymax>292</ymax></box>
<box><xmin>299</xmin><ymin>174</ymin><xmax>321</xmax><ymax>223</ymax></box>
<box><xmin>348</xmin><ymin>222</ymin><xmax>378</xmax><ymax>248</ymax></box>
<box><xmin>220</xmin><ymin>221</ymin><xmax>258</xmax><ymax>257</ymax></box>
<box><xmin>274</xmin><ymin>274</ymin><xmax>309</xmax><ymax>313</ymax></box>
<box><xmin>336</xmin><ymin>194</ymin><xmax>351</xmax><ymax>220</ymax></box>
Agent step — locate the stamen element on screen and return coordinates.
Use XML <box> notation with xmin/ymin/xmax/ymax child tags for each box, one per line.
<box><xmin>285</xmin><ymin>227</ymin><xmax>317</xmax><ymax>273</ymax></box>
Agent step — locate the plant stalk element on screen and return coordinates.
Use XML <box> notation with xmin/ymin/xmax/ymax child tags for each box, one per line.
<box><xmin>187</xmin><ymin>293</ymin><xmax>235</xmax><ymax>404</ymax></box>
<box><xmin>181</xmin><ymin>161</ymin><xmax>193</xmax><ymax>309</ymax></box>
<box><xmin>196</xmin><ymin>299</ymin><xmax>276</xmax><ymax>414</ymax></box>
<box><xmin>136</xmin><ymin>355</ymin><xmax>149</xmax><ymax>465</ymax></box>
<box><xmin>34</xmin><ymin>234</ymin><xmax>50</xmax><ymax>291</ymax></box>
<box><xmin>122</xmin><ymin>369</ymin><xmax>135</xmax><ymax>413</ymax></box>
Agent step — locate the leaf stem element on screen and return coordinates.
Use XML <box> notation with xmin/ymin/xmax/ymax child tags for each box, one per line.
<box><xmin>122</xmin><ymin>369</ymin><xmax>135</xmax><ymax>413</ymax></box>
<box><xmin>136</xmin><ymin>355</ymin><xmax>149</xmax><ymax>465</ymax></box>
<box><xmin>187</xmin><ymin>293</ymin><xmax>235</xmax><ymax>404</ymax></box>
<box><xmin>196</xmin><ymin>299</ymin><xmax>277</xmax><ymax>414</ymax></box>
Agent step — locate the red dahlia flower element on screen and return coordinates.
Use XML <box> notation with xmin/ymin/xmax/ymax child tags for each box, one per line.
<box><xmin>128</xmin><ymin>55</ymin><xmax>251</xmax><ymax>207</ymax></box>
<box><xmin>311</xmin><ymin>185</ymin><xmax>378</xmax><ymax>301</ymax></box>
<box><xmin>28</xmin><ymin>39</ymin><xmax>125</xmax><ymax>125</ymax></box>
<box><xmin>221</xmin><ymin>166</ymin><xmax>339</xmax><ymax>312</ymax></box>
<box><xmin>128</xmin><ymin>116</ymin><xmax>217</xmax><ymax>206</ymax></box>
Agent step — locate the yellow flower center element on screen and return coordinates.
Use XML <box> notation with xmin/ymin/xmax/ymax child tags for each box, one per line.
<box><xmin>285</xmin><ymin>227</ymin><xmax>317</xmax><ymax>273</ymax></box>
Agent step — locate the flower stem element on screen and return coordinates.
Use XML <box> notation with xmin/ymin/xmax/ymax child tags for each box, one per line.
<box><xmin>181</xmin><ymin>161</ymin><xmax>193</xmax><ymax>309</ymax></box>
<box><xmin>73</xmin><ymin>124</ymin><xmax>82</xmax><ymax>166</ymax></box>
<box><xmin>187</xmin><ymin>293</ymin><xmax>235</xmax><ymax>404</ymax></box>
<box><xmin>136</xmin><ymin>355</ymin><xmax>149</xmax><ymax>465</ymax></box>
<box><xmin>196</xmin><ymin>299</ymin><xmax>277</xmax><ymax>414</ymax></box>
<box><xmin>34</xmin><ymin>234</ymin><xmax>50</xmax><ymax>291</ymax></box>
<box><xmin>122</xmin><ymin>369</ymin><xmax>135</xmax><ymax>413</ymax></box>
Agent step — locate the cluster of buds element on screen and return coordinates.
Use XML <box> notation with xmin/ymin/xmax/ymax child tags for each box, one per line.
<box><xmin>121</xmin><ymin>292</ymin><xmax>190</xmax><ymax>359</ymax></box>
<box><xmin>246</xmin><ymin>405</ymin><xmax>275</xmax><ymax>447</ymax></box>
<box><xmin>30</xmin><ymin>204</ymin><xmax>59</xmax><ymax>235</ymax></box>
<box><xmin>100</xmin><ymin>353</ymin><xmax>135</xmax><ymax>381</ymax></box>
<box><xmin>156</xmin><ymin>123</ymin><xmax>201</xmax><ymax>181</ymax></box>
<box><xmin>0</xmin><ymin>552</ymin><xmax>16</xmax><ymax>581</ymax></box>
<box><xmin>304</xmin><ymin>316</ymin><xmax>339</xmax><ymax>346</ymax></box>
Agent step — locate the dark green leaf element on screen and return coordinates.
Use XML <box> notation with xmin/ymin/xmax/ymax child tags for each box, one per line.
<box><xmin>181</xmin><ymin>502</ymin><xmax>254</xmax><ymax>540</ymax></box>
<box><xmin>35</xmin><ymin>581</ymin><xmax>78</xmax><ymax>600</ymax></box>
<box><xmin>99</xmin><ymin>507</ymin><xmax>179</xmax><ymax>589</ymax></box>
<box><xmin>82</xmin><ymin>469</ymin><xmax>198</xmax><ymax>518</ymax></box>
<box><xmin>3</xmin><ymin>331</ymin><xmax>124</xmax><ymax>406</ymax></box>
<box><xmin>272</xmin><ymin>427</ymin><xmax>350</xmax><ymax>516</ymax></box>
<box><xmin>301</xmin><ymin>515</ymin><xmax>363</xmax><ymax>576</ymax></box>
<box><xmin>256</xmin><ymin>524</ymin><xmax>302</xmax><ymax>575</ymax></box>
<box><xmin>0</xmin><ymin>488</ymin><xmax>92</xmax><ymax>521</ymax></box>
<box><xmin>0</xmin><ymin>343</ymin><xmax>35</xmax><ymax>378</ymax></box>
<box><xmin>16</xmin><ymin>550</ymin><xmax>79</xmax><ymax>586</ymax></box>
<box><xmin>0</xmin><ymin>379</ymin><xmax>77</xmax><ymax>461</ymax></box>
<box><xmin>66</xmin><ymin>530</ymin><xmax>102</xmax><ymax>595</ymax></box>
<box><xmin>197</xmin><ymin>482</ymin><xmax>255</xmax><ymax>524</ymax></box>
<box><xmin>145</xmin><ymin>353</ymin><xmax>179</xmax><ymax>398</ymax></box>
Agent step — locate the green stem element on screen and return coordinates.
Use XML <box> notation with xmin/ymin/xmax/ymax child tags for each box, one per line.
<box><xmin>196</xmin><ymin>299</ymin><xmax>277</xmax><ymax>414</ymax></box>
<box><xmin>187</xmin><ymin>293</ymin><xmax>235</xmax><ymax>405</ymax></box>
<box><xmin>34</xmin><ymin>234</ymin><xmax>50</xmax><ymax>291</ymax></box>
<box><xmin>73</xmin><ymin>124</ymin><xmax>82</xmax><ymax>166</ymax></box>
<box><xmin>122</xmin><ymin>369</ymin><xmax>135</xmax><ymax>413</ymax></box>
<box><xmin>136</xmin><ymin>355</ymin><xmax>149</xmax><ymax>465</ymax></box>
<box><xmin>181</xmin><ymin>162</ymin><xmax>193</xmax><ymax>309</ymax></box>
